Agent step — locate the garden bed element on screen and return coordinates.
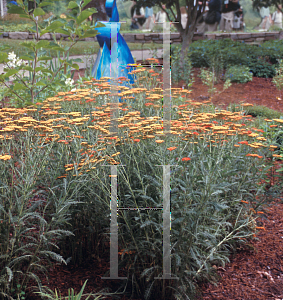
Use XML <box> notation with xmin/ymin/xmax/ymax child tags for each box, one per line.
<box><xmin>72</xmin><ymin>65</ymin><xmax>283</xmax><ymax>115</ymax></box>
<box><xmin>34</xmin><ymin>65</ymin><xmax>282</xmax><ymax>300</ymax></box>
<box><xmin>2</xmin><ymin>60</ymin><xmax>283</xmax><ymax>300</ymax></box>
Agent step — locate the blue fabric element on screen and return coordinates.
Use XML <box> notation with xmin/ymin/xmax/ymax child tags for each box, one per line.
<box><xmin>145</xmin><ymin>7</ymin><xmax>153</xmax><ymax>18</ymax></box>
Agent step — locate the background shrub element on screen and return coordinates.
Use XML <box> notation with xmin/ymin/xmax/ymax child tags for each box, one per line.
<box><xmin>171</xmin><ymin>39</ymin><xmax>283</xmax><ymax>78</ymax></box>
<box><xmin>225</xmin><ymin>65</ymin><xmax>253</xmax><ymax>83</ymax></box>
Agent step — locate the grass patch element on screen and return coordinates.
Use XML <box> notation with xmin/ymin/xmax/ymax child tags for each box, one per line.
<box><xmin>0</xmin><ymin>39</ymin><xmax>163</xmax><ymax>58</ymax></box>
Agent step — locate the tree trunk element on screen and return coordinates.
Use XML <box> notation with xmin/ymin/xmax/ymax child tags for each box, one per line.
<box><xmin>180</xmin><ymin>28</ymin><xmax>195</xmax><ymax>61</ymax></box>
<box><xmin>172</xmin><ymin>1</ymin><xmax>203</xmax><ymax>64</ymax></box>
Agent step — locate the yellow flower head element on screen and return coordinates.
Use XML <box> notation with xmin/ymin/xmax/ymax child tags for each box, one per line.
<box><xmin>0</xmin><ymin>155</ymin><xmax>12</xmax><ymax>161</ymax></box>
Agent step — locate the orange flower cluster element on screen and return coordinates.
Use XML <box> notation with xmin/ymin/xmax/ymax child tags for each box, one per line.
<box><xmin>246</xmin><ymin>154</ymin><xmax>263</xmax><ymax>158</ymax></box>
<box><xmin>0</xmin><ymin>72</ymin><xmax>279</xmax><ymax>185</ymax></box>
<box><xmin>181</xmin><ymin>157</ymin><xmax>191</xmax><ymax>161</ymax></box>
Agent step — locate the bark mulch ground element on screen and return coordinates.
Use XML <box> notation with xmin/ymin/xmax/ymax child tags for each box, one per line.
<box><xmin>197</xmin><ymin>198</ymin><xmax>283</xmax><ymax>300</ymax></box>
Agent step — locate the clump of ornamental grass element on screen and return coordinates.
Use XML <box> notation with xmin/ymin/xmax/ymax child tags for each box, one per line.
<box><xmin>1</xmin><ymin>60</ymin><xmax>282</xmax><ymax>299</ymax></box>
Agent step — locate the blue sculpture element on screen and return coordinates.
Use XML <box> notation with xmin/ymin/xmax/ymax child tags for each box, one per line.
<box><xmin>92</xmin><ymin>0</ymin><xmax>135</xmax><ymax>84</ymax></box>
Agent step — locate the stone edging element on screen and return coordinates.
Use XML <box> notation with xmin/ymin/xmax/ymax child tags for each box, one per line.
<box><xmin>1</xmin><ymin>31</ymin><xmax>283</xmax><ymax>44</ymax></box>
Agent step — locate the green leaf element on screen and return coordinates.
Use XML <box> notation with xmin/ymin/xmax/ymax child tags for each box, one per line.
<box><xmin>0</xmin><ymin>52</ymin><xmax>8</xmax><ymax>64</ymax></box>
<box><xmin>13</xmin><ymin>83</ymin><xmax>26</xmax><ymax>90</ymax></box>
<box><xmin>38</xmin><ymin>1</ymin><xmax>53</xmax><ymax>7</ymax></box>
<box><xmin>36</xmin><ymin>81</ymin><xmax>46</xmax><ymax>86</ymax></box>
<box><xmin>40</xmin><ymin>69</ymin><xmax>53</xmax><ymax>75</ymax></box>
<box><xmin>58</xmin><ymin>58</ymin><xmax>66</xmax><ymax>64</ymax></box>
<box><xmin>96</xmin><ymin>21</ymin><xmax>106</xmax><ymax>28</ymax></box>
<box><xmin>37</xmin><ymin>56</ymin><xmax>52</xmax><ymax>61</ymax></box>
<box><xmin>35</xmin><ymin>40</ymin><xmax>50</xmax><ymax>50</ymax></box>
<box><xmin>43</xmin><ymin>42</ymin><xmax>65</xmax><ymax>52</ymax></box>
<box><xmin>54</xmin><ymin>28</ymin><xmax>70</xmax><ymax>36</ymax></box>
<box><xmin>19</xmin><ymin>55</ymin><xmax>34</xmax><ymax>61</ymax></box>
<box><xmin>33</xmin><ymin>8</ymin><xmax>46</xmax><ymax>17</ymax></box>
<box><xmin>5</xmin><ymin>69</ymin><xmax>18</xmax><ymax>78</ymax></box>
<box><xmin>21</xmin><ymin>66</ymin><xmax>34</xmax><ymax>72</ymax></box>
<box><xmin>20</xmin><ymin>41</ymin><xmax>35</xmax><ymax>50</ymax></box>
<box><xmin>68</xmin><ymin>1</ymin><xmax>79</xmax><ymax>9</ymax></box>
<box><xmin>28</xmin><ymin>27</ymin><xmax>37</xmax><ymax>33</ymax></box>
<box><xmin>7</xmin><ymin>6</ymin><xmax>26</xmax><ymax>15</ymax></box>
<box><xmin>81</xmin><ymin>29</ymin><xmax>98</xmax><ymax>38</ymax></box>
<box><xmin>82</xmin><ymin>0</ymin><xmax>92</xmax><ymax>8</ymax></box>
<box><xmin>35</xmin><ymin>67</ymin><xmax>45</xmax><ymax>72</ymax></box>
<box><xmin>89</xmin><ymin>7</ymin><xmax>97</xmax><ymax>14</ymax></box>
<box><xmin>71</xmin><ymin>63</ymin><xmax>79</xmax><ymax>70</ymax></box>
<box><xmin>18</xmin><ymin>14</ymin><xmax>32</xmax><ymax>19</ymax></box>
<box><xmin>40</xmin><ymin>20</ymin><xmax>65</xmax><ymax>35</ymax></box>
<box><xmin>77</xmin><ymin>280</ymin><xmax>88</xmax><ymax>299</ymax></box>
<box><xmin>75</xmin><ymin>0</ymin><xmax>82</xmax><ymax>7</ymax></box>
<box><xmin>76</xmin><ymin>9</ymin><xmax>93</xmax><ymax>25</ymax></box>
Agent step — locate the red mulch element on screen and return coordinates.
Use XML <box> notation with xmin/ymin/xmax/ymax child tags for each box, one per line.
<box><xmin>197</xmin><ymin>199</ymin><xmax>283</xmax><ymax>300</ymax></box>
<box><xmin>3</xmin><ymin>63</ymin><xmax>283</xmax><ymax>299</ymax></box>
<box><xmin>180</xmin><ymin>68</ymin><xmax>283</xmax><ymax>114</ymax></box>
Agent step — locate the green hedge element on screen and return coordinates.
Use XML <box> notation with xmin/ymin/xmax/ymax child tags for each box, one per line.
<box><xmin>172</xmin><ymin>39</ymin><xmax>283</xmax><ymax>78</ymax></box>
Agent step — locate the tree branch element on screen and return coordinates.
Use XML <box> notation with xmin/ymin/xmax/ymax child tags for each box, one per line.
<box><xmin>0</xmin><ymin>80</ymin><xmax>27</xmax><ymax>105</ymax></box>
<box><xmin>34</xmin><ymin>40</ymin><xmax>78</xmax><ymax>98</ymax></box>
<box><xmin>3</xmin><ymin>62</ymin><xmax>30</xmax><ymax>90</ymax></box>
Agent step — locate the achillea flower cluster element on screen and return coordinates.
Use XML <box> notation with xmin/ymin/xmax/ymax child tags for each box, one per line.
<box><xmin>0</xmin><ymin>155</ymin><xmax>12</xmax><ymax>160</ymax></box>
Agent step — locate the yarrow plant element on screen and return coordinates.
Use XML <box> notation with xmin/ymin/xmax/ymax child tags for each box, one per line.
<box><xmin>0</xmin><ymin>58</ymin><xmax>280</xmax><ymax>299</ymax></box>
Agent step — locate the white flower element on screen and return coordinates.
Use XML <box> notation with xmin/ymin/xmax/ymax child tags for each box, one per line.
<box><xmin>8</xmin><ymin>51</ymin><xmax>17</xmax><ymax>61</ymax></box>
<box><xmin>65</xmin><ymin>78</ymin><xmax>74</xmax><ymax>87</ymax></box>
<box><xmin>71</xmin><ymin>88</ymin><xmax>77</xmax><ymax>92</ymax></box>
<box><xmin>16</xmin><ymin>59</ymin><xmax>23</xmax><ymax>67</ymax></box>
<box><xmin>7</xmin><ymin>61</ymin><xmax>16</xmax><ymax>68</ymax></box>
<box><xmin>7</xmin><ymin>52</ymin><xmax>24</xmax><ymax>69</ymax></box>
